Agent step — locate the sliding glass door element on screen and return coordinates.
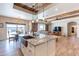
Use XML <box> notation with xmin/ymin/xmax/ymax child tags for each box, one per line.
<box><xmin>17</xmin><ymin>25</ymin><xmax>25</xmax><ymax>36</ymax></box>
<box><xmin>7</xmin><ymin>24</ymin><xmax>17</xmax><ymax>39</ymax></box>
<box><xmin>6</xmin><ymin>24</ymin><xmax>25</xmax><ymax>39</ymax></box>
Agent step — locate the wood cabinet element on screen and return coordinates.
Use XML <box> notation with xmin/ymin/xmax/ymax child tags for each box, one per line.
<box><xmin>32</xmin><ymin>23</ymin><xmax>38</xmax><ymax>32</ymax></box>
<box><xmin>45</xmin><ymin>24</ymin><xmax>49</xmax><ymax>31</ymax></box>
<box><xmin>45</xmin><ymin>23</ymin><xmax>52</xmax><ymax>32</ymax></box>
<box><xmin>53</xmin><ymin>31</ymin><xmax>61</xmax><ymax>36</ymax></box>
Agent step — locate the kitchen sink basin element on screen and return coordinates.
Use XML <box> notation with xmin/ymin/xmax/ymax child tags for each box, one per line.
<box><xmin>23</xmin><ymin>36</ymin><xmax>34</xmax><ymax>39</ymax></box>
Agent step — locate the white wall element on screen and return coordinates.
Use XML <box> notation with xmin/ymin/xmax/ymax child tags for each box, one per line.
<box><xmin>51</xmin><ymin>17</ymin><xmax>79</xmax><ymax>38</ymax></box>
<box><xmin>0</xmin><ymin>3</ymin><xmax>33</xmax><ymax>20</ymax></box>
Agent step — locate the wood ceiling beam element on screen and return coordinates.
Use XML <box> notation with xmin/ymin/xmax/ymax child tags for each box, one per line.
<box><xmin>14</xmin><ymin>3</ymin><xmax>51</xmax><ymax>15</ymax></box>
<box><xmin>35</xmin><ymin>3</ymin><xmax>51</xmax><ymax>10</ymax></box>
<box><xmin>46</xmin><ymin>9</ymin><xmax>79</xmax><ymax>22</ymax></box>
<box><xmin>14</xmin><ymin>3</ymin><xmax>38</xmax><ymax>14</ymax></box>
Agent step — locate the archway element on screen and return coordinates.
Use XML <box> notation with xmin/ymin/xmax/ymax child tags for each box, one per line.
<box><xmin>67</xmin><ymin>22</ymin><xmax>77</xmax><ymax>36</ymax></box>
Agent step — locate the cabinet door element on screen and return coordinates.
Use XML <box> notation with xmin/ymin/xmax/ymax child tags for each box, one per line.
<box><xmin>27</xmin><ymin>43</ymin><xmax>35</xmax><ymax>56</ymax></box>
<box><xmin>48</xmin><ymin>39</ymin><xmax>56</xmax><ymax>56</ymax></box>
<box><xmin>21</xmin><ymin>44</ymin><xmax>27</xmax><ymax>56</ymax></box>
<box><xmin>35</xmin><ymin>43</ymin><xmax>48</xmax><ymax>56</ymax></box>
<box><xmin>32</xmin><ymin>23</ymin><xmax>38</xmax><ymax>32</ymax></box>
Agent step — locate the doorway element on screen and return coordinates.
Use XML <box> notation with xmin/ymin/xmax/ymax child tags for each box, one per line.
<box><xmin>6</xmin><ymin>23</ymin><xmax>26</xmax><ymax>40</ymax></box>
<box><xmin>67</xmin><ymin>22</ymin><xmax>77</xmax><ymax>36</ymax></box>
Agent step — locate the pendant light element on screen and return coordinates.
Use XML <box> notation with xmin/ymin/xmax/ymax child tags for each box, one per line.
<box><xmin>32</xmin><ymin>4</ymin><xmax>35</xmax><ymax>23</ymax></box>
<box><xmin>42</xmin><ymin>4</ymin><xmax>45</xmax><ymax>21</ymax></box>
<box><xmin>36</xmin><ymin>3</ymin><xmax>39</xmax><ymax>22</ymax></box>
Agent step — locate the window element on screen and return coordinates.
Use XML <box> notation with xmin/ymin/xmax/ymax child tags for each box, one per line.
<box><xmin>38</xmin><ymin>23</ymin><xmax>45</xmax><ymax>31</ymax></box>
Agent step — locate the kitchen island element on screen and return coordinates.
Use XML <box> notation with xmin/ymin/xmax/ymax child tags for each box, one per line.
<box><xmin>21</xmin><ymin>34</ymin><xmax>57</xmax><ymax>56</ymax></box>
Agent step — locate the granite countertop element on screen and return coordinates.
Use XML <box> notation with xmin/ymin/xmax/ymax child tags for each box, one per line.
<box><xmin>26</xmin><ymin>34</ymin><xmax>58</xmax><ymax>46</ymax></box>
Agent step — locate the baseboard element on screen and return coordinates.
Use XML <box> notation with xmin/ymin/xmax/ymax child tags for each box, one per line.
<box><xmin>0</xmin><ymin>39</ymin><xmax>7</xmax><ymax>41</ymax></box>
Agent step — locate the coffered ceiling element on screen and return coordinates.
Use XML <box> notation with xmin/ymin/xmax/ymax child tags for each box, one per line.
<box><xmin>13</xmin><ymin>3</ymin><xmax>52</xmax><ymax>14</ymax></box>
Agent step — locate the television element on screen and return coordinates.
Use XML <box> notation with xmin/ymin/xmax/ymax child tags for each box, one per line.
<box><xmin>58</xmin><ymin>27</ymin><xmax>61</xmax><ymax>31</ymax></box>
<box><xmin>53</xmin><ymin>26</ymin><xmax>61</xmax><ymax>32</ymax></box>
<box><xmin>53</xmin><ymin>27</ymin><xmax>58</xmax><ymax>31</ymax></box>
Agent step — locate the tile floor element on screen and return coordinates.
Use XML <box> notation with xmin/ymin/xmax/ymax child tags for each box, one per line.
<box><xmin>0</xmin><ymin>40</ymin><xmax>22</xmax><ymax>56</ymax></box>
<box><xmin>0</xmin><ymin>36</ymin><xmax>79</xmax><ymax>56</ymax></box>
<box><xmin>56</xmin><ymin>36</ymin><xmax>79</xmax><ymax>56</ymax></box>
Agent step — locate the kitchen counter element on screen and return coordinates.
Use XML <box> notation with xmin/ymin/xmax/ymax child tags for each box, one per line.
<box><xmin>21</xmin><ymin>34</ymin><xmax>58</xmax><ymax>56</ymax></box>
<box><xmin>26</xmin><ymin>34</ymin><xmax>58</xmax><ymax>46</ymax></box>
